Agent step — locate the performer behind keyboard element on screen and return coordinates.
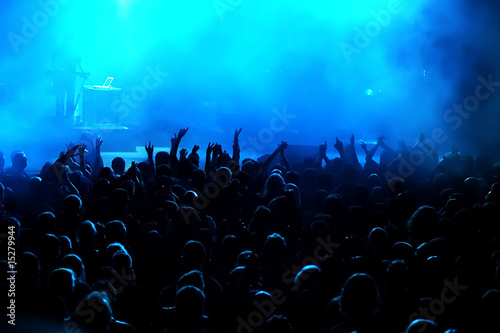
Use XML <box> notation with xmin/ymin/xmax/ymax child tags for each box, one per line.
<box><xmin>51</xmin><ymin>34</ymin><xmax>85</xmax><ymax>124</ymax></box>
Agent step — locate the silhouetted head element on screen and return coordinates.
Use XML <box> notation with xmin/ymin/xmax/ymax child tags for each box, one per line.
<box><xmin>340</xmin><ymin>273</ymin><xmax>379</xmax><ymax>319</ymax></box>
<box><xmin>387</xmin><ymin>259</ymin><xmax>409</xmax><ymax>287</ymax></box>
<box><xmin>286</xmin><ymin>183</ymin><xmax>301</xmax><ymax>207</ymax></box>
<box><xmin>18</xmin><ymin>251</ymin><xmax>40</xmax><ymax>286</ymax></box>
<box><xmin>181</xmin><ymin>240</ymin><xmax>206</xmax><ymax>268</ymax></box>
<box><xmin>407</xmin><ymin>206</ymin><xmax>438</xmax><ymax>244</ymax></box>
<box><xmin>318</xmin><ymin>172</ymin><xmax>334</xmax><ymax>191</ymax></box>
<box><xmin>28</xmin><ymin>176</ymin><xmax>42</xmax><ymax>193</ymax></box>
<box><xmin>236</xmin><ymin>250</ymin><xmax>259</xmax><ymax>270</ymax></box>
<box><xmin>61</xmin><ymin>254</ymin><xmax>85</xmax><ymax>281</ymax></box>
<box><xmin>392</xmin><ymin>241</ymin><xmax>415</xmax><ymax>262</ymax></box>
<box><xmin>48</xmin><ymin>268</ymin><xmax>75</xmax><ymax>299</ymax></box>
<box><xmin>188</xmin><ymin>151</ymin><xmax>200</xmax><ymax>167</ymax></box>
<box><xmin>250</xmin><ymin>205</ymin><xmax>272</xmax><ymax>232</ymax></box>
<box><xmin>322</xmin><ymin>194</ymin><xmax>344</xmax><ymax>217</ymax></box>
<box><xmin>263</xmin><ymin>233</ymin><xmax>287</xmax><ymax>263</ymax></box>
<box><xmin>69</xmin><ymin>291</ymin><xmax>113</xmax><ymax>332</ymax></box>
<box><xmin>97</xmin><ymin>167</ymin><xmax>115</xmax><ymax>182</ymax></box>
<box><xmin>111</xmin><ymin>157</ymin><xmax>126</xmax><ymax>175</ymax></box>
<box><xmin>111</xmin><ymin>250</ymin><xmax>133</xmax><ymax>277</ymax></box>
<box><xmin>369</xmin><ymin>227</ymin><xmax>390</xmax><ymax>253</ymax></box>
<box><xmin>105</xmin><ymin>242</ymin><xmax>127</xmax><ymax>264</ymax></box>
<box><xmin>216</xmin><ymin>166</ymin><xmax>232</xmax><ymax>188</ymax></box>
<box><xmin>263</xmin><ymin>173</ymin><xmax>286</xmax><ymax>200</ymax></box>
<box><xmin>36</xmin><ymin>211</ymin><xmax>57</xmax><ymax>232</ymax></box>
<box><xmin>221</xmin><ymin>235</ymin><xmax>241</xmax><ymax>269</ymax></box>
<box><xmin>76</xmin><ymin>220</ymin><xmax>97</xmax><ymax>246</ymax></box>
<box><xmin>39</xmin><ymin>233</ymin><xmax>61</xmax><ymax>263</ymax></box>
<box><xmin>11</xmin><ymin>151</ymin><xmax>27</xmax><ymax>171</ymax></box>
<box><xmin>58</xmin><ymin>235</ymin><xmax>72</xmax><ymax>257</ymax></box>
<box><xmin>480</xmin><ymin>289</ymin><xmax>500</xmax><ymax>323</ymax></box>
<box><xmin>111</xmin><ymin>188</ymin><xmax>129</xmax><ymax>211</ymax></box>
<box><xmin>294</xmin><ymin>265</ymin><xmax>321</xmax><ymax>292</ymax></box>
<box><xmin>105</xmin><ymin>220</ymin><xmax>127</xmax><ymax>244</ymax></box>
<box><xmin>262</xmin><ymin>315</ymin><xmax>292</xmax><ymax>333</ymax></box>
<box><xmin>389</xmin><ymin>177</ymin><xmax>405</xmax><ymax>194</ymax></box>
<box><xmin>177</xmin><ymin>270</ymin><xmax>205</xmax><ymax>292</ymax></box>
<box><xmin>63</xmin><ymin>194</ymin><xmax>82</xmax><ymax>217</ymax></box>
<box><xmin>157</xmin><ymin>164</ymin><xmax>172</xmax><ymax>177</ymax></box>
<box><xmin>181</xmin><ymin>190</ymin><xmax>199</xmax><ymax>207</ymax></box>
<box><xmin>175</xmin><ymin>285</ymin><xmax>205</xmax><ymax>320</ymax></box>
<box><xmin>191</xmin><ymin>168</ymin><xmax>206</xmax><ymax>189</ymax></box>
<box><xmin>284</xmin><ymin>171</ymin><xmax>299</xmax><ymax>186</ymax></box>
<box><xmin>352</xmin><ymin>184</ymin><xmax>370</xmax><ymax>207</ymax></box>
<box><xmin>155</xmin><ymin>151</ymin><xmax>170</xmax><ymax>167</ymax></box>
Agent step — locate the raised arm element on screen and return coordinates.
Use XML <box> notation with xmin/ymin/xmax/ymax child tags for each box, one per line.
<box><xmin>314</xmin><ymin>141</ymin><xmax>328</xmax><ymax>168</ymax></box>
<box><xmin>211</xmin><ymin>143</ymin><xmax>222</xmax><ymax>173</ymax></box>
<box><xmin>279</xmin><ymin>143</ymin><xmax>291</xmax><ymax>172</ymax></box>
<box><xmin>361</xmin><ymin>139</ymin><xmax>379</xmax><ymax>162</ymax></box>
<box><xmin>378</xmin><ymin>135</ymin><xmax>396</xmax><ymax>156</ymax></box>
<box><xmin>170</xmin><ymin>128</ymin><xmax>188</xmax><ymax>166</ymax></box>
<box><xmin>398</xmin><ymin>139</ymin><xmax>410</xmax><ymax>159</ymax></box>
<box><xmin>77</xmin><ymin>143</ymin><xmax>90</xmax><ymax>177</ymax></box>
<box><xmin>333</xmin><ymin>137</ymin><xmax>345</xmax><ymax>161</ymax></box>
<box><xmin>260</xmin><ymin>141</ymin><xmax>288</xmax><ymax>175</ymax></box>
<box><xmin>62</xmin><ymin>166</ymin><xmax>80</xmax><ymax>197</ymax></box>
<box><xmin>205</xmin><ymin>142</ymin><xmax>215</xmax><ymax>178</ymax></box>
<box><xmin>125</xmin><ymin>161</ymin><xmax>147</xmax><ymax>200</ymax></box>
<box><xmin>349</xmin><ymin>134</ymin><xmax>362</xmax><ymax>170</ymax></box>
<box><xmin>188</xmin><ymin>144</ymin><xmax>200</xmax><ymax>167</ymax></box>
<box><xmin>53</xmin><ymin>154</ymin><xmax>80</xmax><ymax>197</ymax></box>
<box><xmin>415</xmin><ymin>132</ymin><xmax>438</xmax><ymax>164</ymax></box>
<box><xmin>93</xmin><ymin>136</ymin><xmax>104</xmax><ymax>177</ymax></box>
<box><xmin>145</xmin><ymin>141</ymin><xmax>155</xmax><ymax>179</ymax></box>
<box><xmin>232</xmin><ymin>128</ymin><xmax>242</xmax><ymax>164</ymax></box>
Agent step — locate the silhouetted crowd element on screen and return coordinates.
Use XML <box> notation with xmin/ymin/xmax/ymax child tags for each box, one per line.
<box><xmin>2</xmin><ymin>128</ymin><xmax>500</xmax><ymax>333</ymax></box>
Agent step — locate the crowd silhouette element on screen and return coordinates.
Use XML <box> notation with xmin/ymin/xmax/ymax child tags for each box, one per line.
<box><xmin>2</xmin><ymin>127</ymin><xmax>500</xmax><ymax>333</ymax></box>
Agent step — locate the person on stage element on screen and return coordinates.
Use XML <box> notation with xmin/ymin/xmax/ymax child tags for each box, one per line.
<box><xmin>51</xmin><ymin>34</ymin><xmax>85</xmax><ymax>124</ymax></box>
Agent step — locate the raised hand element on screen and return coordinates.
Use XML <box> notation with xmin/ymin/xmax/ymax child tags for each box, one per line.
<box><xmin>319</xmin><ymin>141</ymin><xmax>327</xmax><ymax>156</ymax></box>
<box><xmin>64</xmin><ymin>145</ymin><xmax>78</xmax><ymax>162</ymax></box>
<box><xmin>78</xmin><ymin>143</ymin><xmax>87</xmax><ymax>156</ymax></box>
<box><xmin>192</xmin><ymin>145</ymin><xmax>200</xmax><ymax>154</ymax></box>
<box><xmin>145</xmin><ymin>141</ymin><xmax>154</xmax><ymax>157</ymax></box>
<box><xmin>350</xmin><ymin>134</ymin><xmax>355</xmax><ymax>146</ymax></box>
<box><xmin>171</xmin><ymin>128</ymin><xmax>188</xmax><ymax>147</ymax></box>
<box><xmin>213</xmin><ymin>143</ymin><xmax>222</xmax><ymax>156</ymax></box>
<box><xmin>207</xmin><ymin>142</ymin><xmax>215</xmax><ymax>155</ymax></box>
<box><xmin>279</xmin><ymin>141</ymin><xmax>288</xmax><ymax>151</ymax></box>
<box><xmin>334</xmin><ymin>137</ymin><xmax>344</xmax><ymax>152</ymax></box>
<box><xmin>234</xmin><ymin>128</ymin><xmax>242</xmax><ymax>142</ymax></box>
<box><xmin>130</xmin><ymin>161</ymin><xmax>139</xmax><ymax>181</ymax></box>
<box><xmin>95</xmin><ymin>136</ymin><xmax>103</xmax><ymax>149</ymax></box>
<box><xmin>277</xmin><ymin>141</ymin><xmax>288</xmax><ymax>157</ymax></box>
<box><xmin>178</xmin><ymin>128</ymin><xmax>188</xmax><ymax>140</ymax></box>
<box><xmin>179</xmin><ymin>148</ymin><xmax>188</xmax><ymax>158</ymax></box>
<box><xmin>66</xmin><ymin>141</ymin><xmax>76</xmax><ymax>151</ymax></box>
<box><xmin>377</xmin><ymin>135</ymin><xmax>385</xmax><ymax>145</ymax></box>
<box><xmin>64</xmin><ymin>145</ymin><xmax>79</xmax><ymax>167</ymax></box>
<box><xmin>360</xmin><ymin>141</ymin><xmax>368</xmax><ymax>153</ymax></box>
